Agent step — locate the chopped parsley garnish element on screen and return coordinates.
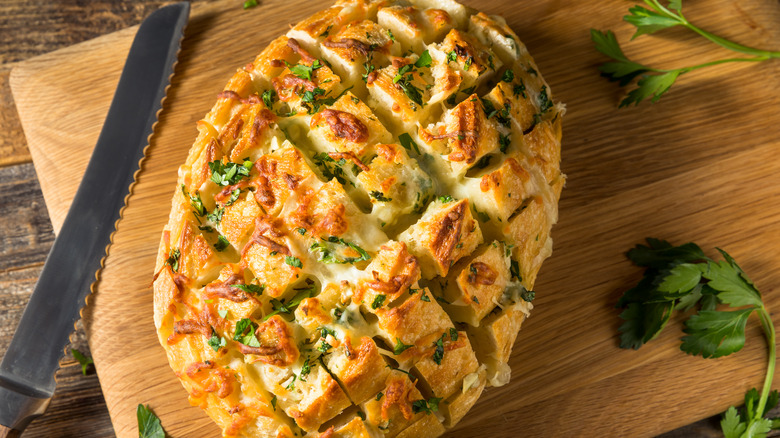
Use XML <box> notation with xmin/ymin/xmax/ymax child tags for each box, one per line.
<box><xmin>415</xmin><ymin>50</ymin><xmax>432</xmax><ymax>68</ymax></box>
<box><xmin>357</xmin><ymin>411</ymin><xmax>366</xmax><ymax>421</ymax></box>
<box><xmin>165</xmin><ymin>248</ymin><xmax>180</xmax><ymax>272</ymax></box>
<box><xmin>320</xmin><ymin>25</ymin><xmax>332</xmax><ymax>37</ymax></box>
<box><xmin>376</xmin><ymin>392</ymin><xmax>384</xmax><ymax>401</ymax></box>
<box><xmin>232</xmin><ymin>284</ymin><xmax>265</xmax><ymax>295</ymax></box>
<box><xmin>537</xmin><ymin>85</ymin><xmax>553</xmax><ymax>113</ymax></box>
<box><xmin>271</xmin><ymin>395</ymin><xmax>277</xmax><ymax>410</ymax></box>
<box><xmin>296</xmin><ymin>227</ymin><xmax>306</xmax><ymax>235</ymax></box>
<box><xmin>481</xmin><ymin>98</ymin><xmax>512</xmax><ymax>127</ymax></box>
<box><xmin>499</xmin><ymin>134</ymin><xmax>511</xmax><ymax>153</ymax></box>
<box><xmin>439</xmin><ymin>195</ymin><xmax>453</xmax><ymax>203</ymax></box>
<box><xmin>285</xmin><ymin>256</ymin><xmax>303</xmax><ymax>268</ymax></box>
<box><xmin>387</xmin><ymin>29</ymin><xmax>395</xmax><ymax>42</ymax></box>
<box><xmin>71</xmin><ymin>348</ymin><xmax>93</xmax><ymax>375</ymax></box>
<box><xmin>301</xmin><ymin>87</ymin><xmax>326</xmax><ymax>105</ymax></box>
<box><xmin>472</xmin><ymin>204</ymin><xmax>491</xmax><ymax>223</ymax></box>
<box><xmin>471</xmin><ymin>295</ymin><xmax>480</xmax><ymax>304</ymax></box>
<box><xmin>521</xmin><ymin>289</ymin><xmax>535</xmax><ymax>302</ymax></box>
<box><xmin>301</xmin><ymin>86</ymin><xmax>353</xmax><ymax>114</ymax></box>
<box><xmin>318</xmin><ymin>341</ymin><xmax>332</xmax><ymax>353</ymax></box>
<box><xmin>449</xmin><ymin>328</ymin><xmax>458</xmax><ymax>341</ymax></box>
<box><xmin>285</xmin><ymin>375</ymin><xmax>297</xmax><ymax>391</ymax></box>
<box><xmin>369</xmin><ymin>191</ymin><xmax>392</xmax><ymax>202</ymax></box>
<box><xmin>214</xmin><ymin>235</ymin><xmax>230</xmax><ymax>252</ymax></box>
<box><xmin>299</xmin><ymin>356</ymin><xmax>312</xmax><ymax>381</ymax></box>
<box><xmin>501</xmin><ymin>69</ymin><xmax>515</xmax><ymax>82</ymax></box>
<box><xmin>243</xmin><ymin>0</ymin><xmax>258</xmax><ymax>9</ymax></box>
<box><xmin>318</xmin><ymin>326</ymin><xmax>337</xmax><ymax>339</ymax></box>
<box><xmin>208</xmin><ymin>327</ymin><xmax>226</xmax><ymax>351</ymax></box>
<box><xmin>264</xmin><ymin>283</ymin><xmax>315</xmax><ymax>321</ymax></box>
<box><xmin>432</xmin><ymin>335</ymin><xmax>445</xmax><ymax>365</ymax></box>
<box><xmin>393</xmin><ymin>338</ymin><xmax>413</xmax><ymax>355</ymax></box>
<box><xmin>446</xmin><ymin>50</ymin><xmax>457</xmax><ymax>63</ymax></box>
<box><xmin>313</xmin><ymin>152</ymin><xmax>349</xmax><ymax>184</ymax></box>
<box><xmin>435</xmin><ymin>295</ymin><xmax>450</xmax><ymax>305</ymax></box>
<box><xmin>393</xmin><ymin>63</ymin><xmax>425</xmax><ymax>106</ymax></box>
<box><xmin>209</xmin><ymin>160</ymin><xmax>252</xmax><ymax>186</ymax></box>
<box><xmin>207</xmin><ymin>206</ymin><xmax>224</xmax><ymax>224</ymax></box>
<box><xmin>398</xmin><ymin>133</ymin><xmax>421</xmax><ymax>155</ymax></box>
<box><xmin>474</xmin><ymin>155</ymin><xmax>492</xmax><ymax>169</ymax></box>
<box><xmin>137</xmin><ymin>404</ymin><xmax>166</xmax><ymax>438</ymax></box>
<box><xmin>411</xmin><ymin>397</ymin><xmax>442</xmax><ymax>415</ymax></box>
<box><xmin>310</xmin><ymin>236</ymin><xmax>371</xmax><ymax>265</ymax></box>
<box><xmin>181</xmin><ymin>185</ymin><xmax>206</xmax><ymax>216</ymax></box>
<box><xmin>371</xmin><ymin>294</ymin><xmax>386</xmax><ymax>309</ymax></box>
<box><xmin>218</xmin><ymin>309</ymin><xmax>228</xmax><ymax>319</ymax></box>
<box><xmin>233</xmin><ymin>318</ymin><xmax>261</xmax><ymax>346</ymax></box>
<box><xmin>513</xmin><ymin>81</ymin><xmax>527</xmax><ymax>98</ymax></box>
<box><xmin>420</xmin><ymin>289</ymin><xmax>431</xmax><ymax>302</ymax></box>
<box><xmin>224</xmin><ymin>188</ymin><xmax>242</xmax><ymax>206</ymax></box>
<box><xmin>510</xmin><ymin>259</ymin><xmax>521</xmax><ymax>281</ymax></box>
<box><xmin>289</xmin><ymin>59</ymin><xmax>323</xmax><ymax>81</ymax></box>
<box><xmin>262</xmin><ymin>89</ymin><xmax>276</xmax><ymax>107</ymax></box>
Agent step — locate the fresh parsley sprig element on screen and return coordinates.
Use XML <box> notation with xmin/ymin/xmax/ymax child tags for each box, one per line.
<box><xmin>137</xmin><ymin>404</ymin><xmax>166</xmax><ymax>438</ymax></box>
<box><xmin>592</xmin><ymin>0</ymin><xmax>780</xmax><ymax>107</ymax></box>
<box><xmin>617</xmin><ymin>238</ymin><xmax>778</xmax><ymax>436</ymax></box>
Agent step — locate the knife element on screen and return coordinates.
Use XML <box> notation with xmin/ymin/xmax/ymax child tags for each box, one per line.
<box><xmin>0</xmin><ymin>2</ymin><xmax>189</xmax><ymax>435</ymax></box>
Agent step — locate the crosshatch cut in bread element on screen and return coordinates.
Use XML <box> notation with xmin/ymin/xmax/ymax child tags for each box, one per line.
<box><xmin>152</xmin><ymin>0</ymin><xmax>564</xmax><ymax>436</ymax></box>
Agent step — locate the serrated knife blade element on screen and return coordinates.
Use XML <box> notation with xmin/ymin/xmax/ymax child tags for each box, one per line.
<box><xmin>0</xmin><ymin>2</ymin><xmax>189</xmax><ymax>434</ymax></box>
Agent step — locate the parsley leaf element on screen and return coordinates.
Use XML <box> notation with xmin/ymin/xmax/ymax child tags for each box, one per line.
<box><xmin>372</xmin><ymin>294</ymin><xmax>386</xmax><ymax>309</ymax></box>
<box><xmin>415</xmin><ymin>50</ymin><xmax>432</xmax><ymax>68</ymax></box>
<box><xmin>264</xmin><ymin>283</ymin><xmax>315</xmax><ymax>321</ymax></box>
<box><xmin>501</xmin><ymin>69</ymin><xmax>514</xmax><ymax>82</ymax></box>
<box><xmin>165</xmin><ymin>248</ymin><xmax>180</xmax><ymax>273</ymax></box>
<box><xmin>624</xmin><ymin>4</ymin><xmax>683</xmax><ymax>39</ymax></box>
<box><xmin>289</xmin><ymin>59</ymin><xmax>323</xmax><ymax>81</ymax></box>
<box><xmin>618</xmin><ymin>238</ymin><xmax>779</xmax><ymax>437</ymax></box>
<box><xmin>499</xmin><ymin>134</ymin><xmax>510</xmax><ymax>153</ymax></box>
<box><xmin>214</xmin><ymin>235</ymin><xmax>230</xmax><ymax>252</ymax></box>
<box><xmin>137</xmin><ymin>404</ymin><xmax>166</xmax><ymax>438</ymax></box>
<box><xmin>432</xmin><ymin>335</ymin><xmax>445</xmax><ymax>365</ymax></box>
<box><xmin>208</xmin><ymin>327</ymin><xmax>226</xmax><ymax>351</ymax></box>
<box><xmin>411</xmin><ymin>397</ymin><xmax>442</xmax><ymax>415</ymax></box>
<box><xmin>398</xmin><ymin>133</ymin><xmax>421</xmax><ymax>155</ymax></box>
<box><xmin>209</xmin><ymin>160</ymin><xmax>251</xmax><ymax>186</ymax></box>
<box><xmin>231</xmin><ymin>283</ymin><xmax>265</xmax><ymax>295</ymax></box>
<box><xmin>681</xmin><ymin>308</ymin><xmax>754</xmax><ymax>358</ymax></box>
<box><xmin>181</xmin><ymin>185</ymin><xmax>206</xmax><ymax>216</ymax></box>
<box><xmin>310</xmin><ymin>236</ymin><xmax>371</xmax><ymax>265</ymax></box>
<box><xmin>393</xmin><ymin>337</ymin><xmax>413</xmax><ymax>355</ymax></box>
<box><xmin>71</xmin><ymin>348</ymin><xmax>93</xmax><ymax>375</ymax></box>
<box><xmin>370</xmin><ymin>191</ymin><xmax>392</xmax><ymax>202</ymax></box>
<box><xmin>285</xmin><ymin>256</ymin><xmax>303</xmax><ymax>268</ymax></box>
<box><xmin>262</xmin><ymin>89</ymin><xmax>276</xmax><ymax>107</ymax></box>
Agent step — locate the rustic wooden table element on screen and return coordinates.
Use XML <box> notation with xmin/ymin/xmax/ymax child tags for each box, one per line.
<box><xmin>0</xmin><ymin>1</ymin><xmax>772</xmax><ymax>437</ymax></box>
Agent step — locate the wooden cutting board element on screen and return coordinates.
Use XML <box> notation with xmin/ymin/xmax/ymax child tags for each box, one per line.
<box><xmin>9</xmin><ymin>0</ymin><xmax>780</xmax><ymax>436</ymax></box>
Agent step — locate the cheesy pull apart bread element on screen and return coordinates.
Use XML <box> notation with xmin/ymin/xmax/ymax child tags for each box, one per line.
<box><xmin>153</xmin><ymin>0</ymin><xmax>564</xmax><ymax>436</ymax></box>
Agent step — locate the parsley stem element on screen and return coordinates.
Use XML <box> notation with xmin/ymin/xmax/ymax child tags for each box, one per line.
<box><xmin>755</xmin><ymin>306</ymin><xmax>776</xmax><ymax>420</ymax></box>
<box><xmin>678</xmin><ymin>56</ymin><xmax>770</xmax><ymax>73</ymax></box>
<box><xmin>682</xmin><ymin>25</ymin><xmax>780</xmax><ymax>59</ymax></box>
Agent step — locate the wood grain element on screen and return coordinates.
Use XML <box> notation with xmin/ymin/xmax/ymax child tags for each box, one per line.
<box><xmin>9</xmin><ymin>0</ymin><xmax>780</xmax><ymax>436</ymax></box>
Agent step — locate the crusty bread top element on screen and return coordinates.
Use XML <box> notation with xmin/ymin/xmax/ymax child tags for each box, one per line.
<box><xmin>153</xmin><ymin>0</ymin><xmax>564</xmax><ymax>436</ymax></box>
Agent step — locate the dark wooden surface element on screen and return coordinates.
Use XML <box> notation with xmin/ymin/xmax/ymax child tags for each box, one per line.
<box><xmin>0</xmin><ymin>1</ymin><xmax>775</xmax><ymax>437</ymax></box>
